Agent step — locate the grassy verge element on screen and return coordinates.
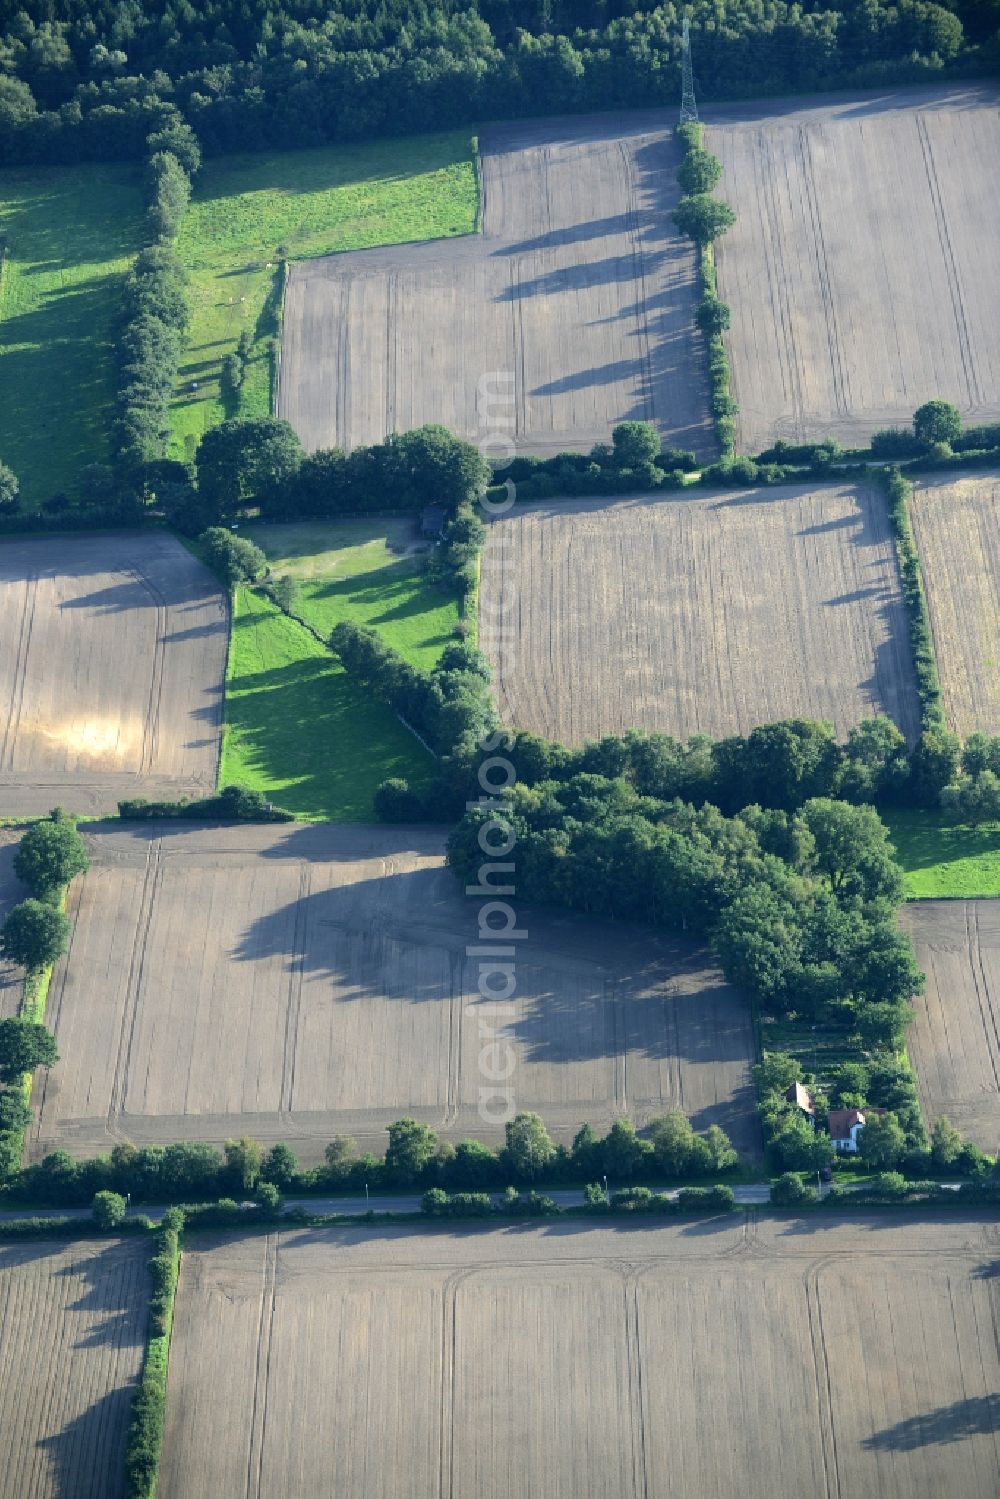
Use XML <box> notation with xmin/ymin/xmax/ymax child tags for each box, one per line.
<box><xmin>246</xmin><ymin>518</ymin><xmax>460</xmax><ymax>669</ymax></box>
<box><xmin>882</xmin><ymin>808</ymin><xmax>1000</xmax><ymax>898</ymax></box>
<box><xmin>169</xmin><ymin>132</ymin><xmax>478</xmax><ymax>460</ymax></box>
<box><xmin>220</xmin><ymin>586</ymin><xmax>437</xmax><ymax>820</ymax></box>
<box><xmin>0</xmin><ymin>163</ymin><xmax>144</xmax><ymax>505</ymax></box>
<box><xmin>124</xmin><ymin>1215</ymin><xmax>181</xmax><ymax>1499</ymax></box>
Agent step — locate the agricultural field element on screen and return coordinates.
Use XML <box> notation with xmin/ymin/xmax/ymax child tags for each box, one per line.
<box><xmin>220</xmin><ymin>586</ymin><xmax>437</xmax><ymax>820</ymax></box>
<box><xmin>242</xmin><ymin>518</ymin><xmax>460</xmax><ymax>669</ymax></box>
<box><xmin>0</xmin><ymin>532</ymin><xmax>228</xmax><ymax>818</ymax></box>
<box><xmin>279</xmin><ymin>113</ymin><xmax>712</xmax><ymax>458</ymax></box>
<box><xmin>0</xmin><ymin>162</ymin><xmax>143</xmax><ymax>506</ymax></box>
<box><xmin>900</xmin><ymin>900</ymin><xmax>1000</xmax><ymax>1149</ymax></box>
<box><xmin>909</xmin><ymin>471</ymin><xmax>1000</xmax><ymax>738</ymax></box>
<box><xmin>29</xmin><ymin>821</ymin><xmax>758</xmax><ymax>1164</ymax></box>
<box><xmin>170</xmin><ymin>133</ymin><xmax>478</xmax><ymax>460</ymax></box>
<box><xmin>160</xmin><ymin>1215</ymin><xmax>1000</xmax><ymax>1499</ymax></box>
<box><xmin>708</xmin><ymin>85</ymin><xmax>1000</xmax><ymax>453</ymax></box>
<box><xmin>480</xmin><ymin>483</ymin><xmax>919</xmax><ymax>746</ymax></box>
<box><xmin>884</xmin><ymin>810</ymin><xmax>1000</xmax><ymax>899</ymax></box>
<box><xmin>0</xmin><ymin>1238</ymin><xmax>149</xmax><ymax>1499</ymax></box>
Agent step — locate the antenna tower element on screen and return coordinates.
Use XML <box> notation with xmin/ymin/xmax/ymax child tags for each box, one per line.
<box><xmin>680</xmin><ymin>17</ymin><xmax>698</xmax><ymax>125</ymax></box>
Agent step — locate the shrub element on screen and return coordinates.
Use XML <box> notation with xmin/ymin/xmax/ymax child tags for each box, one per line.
<box><xmin>199</xmin><ymin>526</ymin><xmax>267</xmax><ymax>586</ymax></box>
<box><xmin>14</xmin><ymin>810</ymin><xmax>89</xmax><ymax>900</ymax></box>
<box><xmin>0</xmin><ymin>900</ymin><xmax>70</xmax><ymax>972</ymax></box>
<box><xmin>771</xmin><ymin>1171</ymin><xmax>818</xmax><ymax>1205</ymax></box>
<box><xmin>0</xmin><ymin>459</ymin><xmax>19</xmax><ymax>510</ymax></box>
<box><xmin>92</xmin><ymin>1190</ymin><xmax>128</xmax><ymax>1229</ymax></box>
<box><xmin>673</xmin><ymin>194</ymin><xmax>737</xmax><ymax>244</ymax></box>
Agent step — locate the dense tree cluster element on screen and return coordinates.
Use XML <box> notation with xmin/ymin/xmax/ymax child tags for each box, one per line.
<box><xmin>448</xmin><ymin>777</ymin><xmax>923</xmax><ymax>1052</ymax></box>
<box><xmin>0</xmin><ymin>1</ymin><xmax>984</xmax><ymax>168</ymax></box>
<box><xmin>168</xmin><ymin>419</ymin><xmax>491</xmax><ymax>533</ymax></box>
<box><xmin>331</xmin><ymin>624</ymin><xmax>496</xmax><ymax>761</ymax></box>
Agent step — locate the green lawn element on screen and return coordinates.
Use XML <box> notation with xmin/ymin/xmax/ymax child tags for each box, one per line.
<box><xmin>0</xmin><ymin>163</ymin><xmax>143</xmax><ymax>505</ymax></box>
<box><xmin>244</xmin><ymin>518</ymin><xmax>459</xmax><ymax>669</ymax></box>
<box><xmin>883</xmin><ymin>809</ymin><xmax>1000</xmax><ymax>899</ymax></box>
<box><xmin>170</xmin><ymin>132</ymin><xmax>479</xmax><ymax>461</ymax></box>
<box><xmin>221</xmin><ymin>586</ymin><xmax>436</xmax><ymax>821</ymax></box>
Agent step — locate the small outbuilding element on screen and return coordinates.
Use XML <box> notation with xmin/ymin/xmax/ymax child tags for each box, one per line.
<box><xmin>785</xmin><ymin>1081</ymin><xmax>815</xmax><ymax>1116</ymax></box>
<box><xmin>827</xmin><ymin>1107</ymin><xmax>866</xmax><ymax>1153</ymax></box>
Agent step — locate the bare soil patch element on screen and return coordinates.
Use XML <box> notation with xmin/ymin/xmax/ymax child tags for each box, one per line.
<box><xmin>909</xmin><ymin>470</ymin><xmax>1000</xmax><ymax>737</ymax></box>
<box><xmin>0</xmin><ymin>532</ymin><xmax>228</xmax><ymax>817</ymax></box>
<box><xmin>160</xmin><ymin>1214</ymin><xmax>1000</xmax><ymax>1499</ymax></box>
<box><xmin>0</xmin><ymin>1237</ymin><xmax>149</xmax><ymax>1499</ymax></box>
<box><xmin>480</xmin><ymin>483</ymin><xmax>919</xmax><ymax>745</ymax></box>
<box><xmin>278</xmin><ymin>113</ymin><xmax>712</xmax><ymax>459</ymax></box>
<box><xmin>707</xmin><ymin>85</ymin><xmax>1000</xmax><ymax>453</ymax></box>
<box><xmin>29</xmin><ymin>821</ymin><xmax>757</xmax><ymax>1164</ymax></box>
<box><xmin>900</xmin><ymin>899</ymin><xmax>1000</xmax><ymax>1148</ymax></box>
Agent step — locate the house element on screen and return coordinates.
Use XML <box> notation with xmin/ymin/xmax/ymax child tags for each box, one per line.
<box><xmin>827</xmin><ymin>1108</ymin><xmax>866</xmax><ymax>1153</ymax></box>
<box><xmin>421</xmin><ymin>504</ymin><xmax>446</xmax><ymax>538</ymax></box>
<box><xmin>785</xmin><ymin>1081</ymin><xmax>815</xmax><ymax>1117</ymax></box>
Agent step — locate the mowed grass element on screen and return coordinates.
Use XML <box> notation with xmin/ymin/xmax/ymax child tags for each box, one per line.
<box><xmin>221</xmin><ymin>586</ymin><xmax>436</xmax><ymax>821</ymax></box>
<box><xmin>245</xmin><ymin>518</ymin><xmax>459</xmax><ymax>669</ymax></box>
<box><xmin>883</xmin><ymin>809</ymin><xmax>1000</xmax><ymax>898</ymax></box>
<box><xmin>170</xmin><ymin>132</ymin><xmax>479</xmax><ymax>460</ymax></box>
<box><xmin>0</xmin><ymin>163</ymin><xmax>143</xmax><ymax>505</ymax></box>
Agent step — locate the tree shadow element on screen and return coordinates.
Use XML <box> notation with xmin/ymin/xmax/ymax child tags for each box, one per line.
<box><xmin>862</xmin><ymin>1394</ymin><xmax>1000</xmax><ymax>1451</ymax></box>
<box><xmin>36</xmin><ymin>1387</ymin><xmax>138</xmax><ymax>1499</ymax></box>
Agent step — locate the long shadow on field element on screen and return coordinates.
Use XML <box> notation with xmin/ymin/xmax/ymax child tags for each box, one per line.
<box><xmin>492</xmin><ymin>212</ymin><xmax>652</xmax><ymax>257</ymax></box>
<box><xmin>37</xmin><ymin>1387</ymin><xmax>134</xmax><ymax>1499</ymax></box>
<box><xmin>862</xmin><ymin>1394</ymin><xmax>1000</xmax><ymax>1451</ymax></box>
<box><xmin>0</xmin><ymin>1239</ymin><xmax>146</xmax><ymax>1352</ymax></box>
<box><xmin>229</xmin><ymin>868</ymin><xmax>760</xmax><ymax>1157</ymax></box>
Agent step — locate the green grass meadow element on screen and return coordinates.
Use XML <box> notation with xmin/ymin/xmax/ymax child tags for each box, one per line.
<box><xmin>170</xmin><ymin>132</ymin><xmax>478</xmax><ymax>460</ymax></box>
<box><xmin>883</xmin><ymin>809</ymin><xmax>1000</xmax><ymax>899</ymax></box>
<box><xmin>0</xmin><ymin>163</ymin><xmax>143</xmax><ymax>505</ymax></box>
<box><xmin>244</xmin><ymin>518</ymin><xmax>460</xmax><ymax>668</ymax></box>
<box><xmin>220</xmin><ymin>587</ymin><xmax>437</xmax><ymax>821</ymax></box>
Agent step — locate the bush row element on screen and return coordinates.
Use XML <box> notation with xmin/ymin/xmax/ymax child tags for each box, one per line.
<box><xmin>124</xmin><ymin>1214</ymin><xmax>181</xmax><ymax>1499</ymax></box>
<box><xmin>879</xmin><ymin>466</ymin><xmax>944</xmax><ymax>733</ymax></box>
<box><xmin>421</xmin><ymin>1182</ymin><xmax>739</xmax><ymax>1218</ymax></box>
<box><xmin>2</xmin><ymin>1110</ymin><xmax>740</xmax><ymax>1208</ymax></box>
<box><xmin>117</xmin><ymin>786</ymin><xmax>293</xmax><ymax>823</ymax></box>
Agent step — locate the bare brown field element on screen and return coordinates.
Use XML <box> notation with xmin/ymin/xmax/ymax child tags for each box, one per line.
<box><xmin>900</xmin><ymin>900</ymin><xmax>1000</xmax><ymax>1148</ymax></box>
<box><xmin>0</xmin><ymin>828</ymin><xmax>27</xmax><ymax>1018</ymax></box>
<box><xmin>480</xmin><ymin>484</ymin><xmax>919</xmax><ymax>745</ymax></box>
<box><xmin>909</xmin><ymin>471</ymin><xmax>1000</xmax><ymax>737</ymax></box>
<box><xmin>0</xmin><ymin>532</ymin><xmax>228</xmax><ymax>817</ymax></box>
<box><xmin>29</xmin><ymin>821</ymin><xmax>758</xmax><ymax>1164</ymax></box>
<box><xmin>707</xmin><ymin>85</ymin><xmax>1000</xmax><ymax>453</ymax></box>
<box><xmin>160</xmin><ymin>1214</ymin><xmax>1000</xmax><ymax>1499</ymax></box>
<box><xmin>279</xmin><ymin>113</ymin><xmax>712</xmax><ymax>459</ymax></box>
<box><xmin>0</xmin><ymin>1238</ymin><xmax>149</xmax><ymax>1499</ymax></box>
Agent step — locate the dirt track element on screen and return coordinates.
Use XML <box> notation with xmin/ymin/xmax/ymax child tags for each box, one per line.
<box><xmin>279</xmin><ymin>114</ymin><xmax>712</xmax><ymax>458</ymax></box>
<box><xmin>910</xmin><ymin>471</ymin><xmax>1000</xmax><ymax>737</ymax></box>
<box><xmin>160</xmin><ymin>1214</ymin><xmax>1000</xmax><ymax>1499</ymax></box>
<box><xmin>0</xmin><ymin>1238</ymin><xmax>148</xmax><ymax>1499</ymax></box>
<box><xmin>0</xmin><ymin>532</ymin><xmax>228</xmax><ymax>817</ymax></box>
<box><xmin>29</xmin><ymin>821</ymin><xmax>758</xmax><ymax>1164</ymax></box>
<box><xmin>901</xmin><ymin>899</ymin><xmax>1000</xmax><ymax>1149</ymax></box>
<box><xmin>708</xmin><ymin>84</ymin><xmax>1000</xmax><ymax>453</ymax></box>
<box><xmin>480</xmin><ymin>484</ymin><xmax>919</xmax><ymax>745</ymax></box>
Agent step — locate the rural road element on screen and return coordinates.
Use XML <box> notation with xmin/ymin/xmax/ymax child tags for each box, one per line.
<box><xmin>0</xmin><ymin>1184</ymin><xmax>775</xmax><ymax>1224</ymax></box>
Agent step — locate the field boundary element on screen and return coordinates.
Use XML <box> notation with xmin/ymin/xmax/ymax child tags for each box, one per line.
<box><xmin>124</xmin><ymin>1213</ymin><xmax>182</xmax><ymax>1499</ymax></box>
<box><xmin>879</xmin><ymin>465</ymin><xmax>944</xmax><ymax>731</ymax></box>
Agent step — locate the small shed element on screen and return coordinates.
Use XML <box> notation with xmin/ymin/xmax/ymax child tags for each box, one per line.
<box><xmin>421</xmin><ymin>504</ymin><xmax>446</xmax><ymax>538</ymax></box>
<box><xmin>785</xmin><ymin>1081</ymin><xmax>815</xmax><ymax>1116</ymax></box>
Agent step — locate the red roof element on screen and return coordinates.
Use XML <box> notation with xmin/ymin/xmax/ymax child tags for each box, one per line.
<box><xmin>827</xmin><ymin>1108</ymin><xmax>865</xmax><ymax>1140</ymax></box>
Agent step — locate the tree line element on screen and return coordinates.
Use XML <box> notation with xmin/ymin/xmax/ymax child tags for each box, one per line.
<box><xmin>0</xmin><ymin>0</ymin><xmax>985</xmax><ymax>168</ymax></box>
<box><xmin>1</xmin><ymin>1108</ymin><xmax>739</xmax><ymax>1206</ymax></box>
